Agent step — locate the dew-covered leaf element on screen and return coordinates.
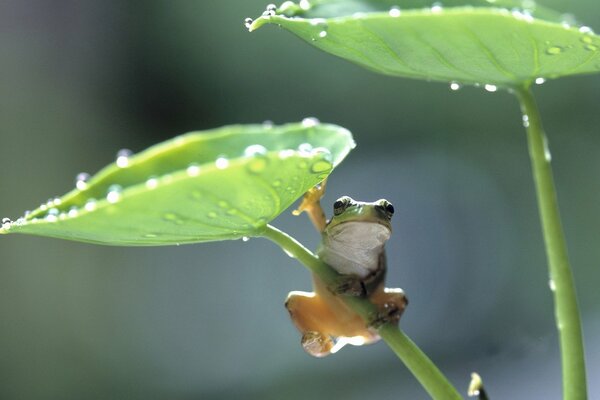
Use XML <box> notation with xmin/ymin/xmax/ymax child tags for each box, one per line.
<box><xmin>1</xmin><ymin>121</ymin><xmax>355</xmax><ymax>245</ymax></box>
<box><xmin>249</xmin><ymin>0</ymin><xmax>600</xmax><ymax>86</ymax></box>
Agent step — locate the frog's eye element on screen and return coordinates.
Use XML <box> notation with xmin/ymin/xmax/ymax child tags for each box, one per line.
<box><xmin>377</xmin><ymin>199</ymin><xmax>394</xmax><ymax>218</ymax></box>
<box><xmin>333</xmin><ymin>196</ymin><xmax>352</xmax><ymax>216</ymax></box>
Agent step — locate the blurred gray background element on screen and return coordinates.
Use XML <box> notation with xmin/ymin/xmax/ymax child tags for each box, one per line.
<box><xmin>1</xmin><ymin>1</ymin><xmax>599</xmax><ymax>399</ymax></box>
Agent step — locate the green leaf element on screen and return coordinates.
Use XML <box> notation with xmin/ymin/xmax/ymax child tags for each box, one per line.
<box><xmin>250</xmin><ymin>0</ymin><xmax>600</xmax><ymax>86</ymax></box>
<box><xmin>1</xmin><ymin>121</ymin><xmax>355</xmax><ymax>245</ymax></box>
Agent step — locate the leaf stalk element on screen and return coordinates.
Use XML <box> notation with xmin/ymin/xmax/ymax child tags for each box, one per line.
<box><xmin>514</xmin><ymin>86</ymin><xmax>587</xmax><ymax>400</ymax></box>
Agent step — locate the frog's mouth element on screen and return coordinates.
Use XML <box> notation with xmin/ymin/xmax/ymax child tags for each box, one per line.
<box><xmin>326</xmin><ymin>221</ymin><xmax>391</xmax><ymax>250</ymax></box>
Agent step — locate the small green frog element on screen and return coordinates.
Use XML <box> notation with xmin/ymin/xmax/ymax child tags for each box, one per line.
<box><xmin>286</xmin><ymin>182</ymin><xmax>407</xmax><ymax>357</ymax></box>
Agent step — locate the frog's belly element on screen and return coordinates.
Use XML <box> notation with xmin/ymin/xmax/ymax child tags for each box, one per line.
<box><xmin>317</xmin><ymin>221</ymin><xmax>389</xmax><ymax>278</ymax></box>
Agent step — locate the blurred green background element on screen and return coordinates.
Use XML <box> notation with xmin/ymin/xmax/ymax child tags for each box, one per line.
<box><xmin>1</xmin><ymin>1</ymin><xmax>599</xmax><ymax>399</ymax></box>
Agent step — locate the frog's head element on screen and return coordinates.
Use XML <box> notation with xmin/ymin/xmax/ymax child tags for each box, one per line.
<box><xmin>325</xmin><ymin>196</ymin><xmax>394</xmax><ymax>246</ymax></box>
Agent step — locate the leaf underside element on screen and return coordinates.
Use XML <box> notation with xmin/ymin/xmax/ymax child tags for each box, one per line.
<box><xmin>251</xmin><ymin>1</ymin><xmax>600</xmax><ymax>86</ymax></box>
<box><xmin>1</xmin><ymin>122</ymin><xmax>355</xmax><ymax>245</ymax></box>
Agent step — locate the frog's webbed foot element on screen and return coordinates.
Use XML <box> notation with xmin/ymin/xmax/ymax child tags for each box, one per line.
<box><xmin>368</xmin><ymin>288</ymin><xmax>408</xmax><ymax>329</ymax></box>
<box><xmin>301</xmin><ymin>331</ymin><xmax>335</xmax><ymax>358</ymax></box>
<box><xmin>292</xmin><ymin>179</ymin><xmax>327</xmax><ymax>232</ymax></box>
<box><xmin>285</xmin><ymin>290</ymin><xmax>336</xmax><ymax>357</ymax></box>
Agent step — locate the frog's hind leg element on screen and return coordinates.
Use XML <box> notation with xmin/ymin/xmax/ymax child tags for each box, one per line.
<box><xmin>285</xmin><ymin>290</ymin><xmax>335</xmax><ymax>357</ymax></box>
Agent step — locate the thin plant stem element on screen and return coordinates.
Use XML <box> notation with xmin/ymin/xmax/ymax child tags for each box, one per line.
<box><xmin>260</xmin><ymin>224</ymin><xmax>463</xmax><ymax>400</ymax></box>
<box><xmin>514</xmin><ymin>86</ymin><xmax>587</xmax><ymax>400</ymax></box>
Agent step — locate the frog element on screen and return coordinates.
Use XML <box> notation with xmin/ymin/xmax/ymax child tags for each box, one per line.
<box><xmin>285</xmin><ymin>181</ymin><xmax>408</xmax><ymax>357</ymax></box>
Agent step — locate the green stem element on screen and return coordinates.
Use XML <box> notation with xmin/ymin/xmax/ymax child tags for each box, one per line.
<box><xmin>514</xmin><ymin>86</ymin><xmax>587</xmax><ymax>400</ymax></box>
<box><xmin>260</xmin><ymin>224</ymin><xmax>463</xmax><ymax>400</ymax></box>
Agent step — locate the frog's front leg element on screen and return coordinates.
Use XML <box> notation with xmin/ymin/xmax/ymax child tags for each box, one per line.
<box><xmin>329</xmin><ymin>252</ymin><xmax>387</xmax><ymax>297</ymax></box>
<box><xmin>285</xmin><ymin>291</ymin><xmax>335</xmax><ymax>357</ymax></box>
<box><xmin>368</xmin><ymin>287</ymin><xmax>408</xmax><ymax>328</ymax></box>
<box><xmin>292</xmin><ymin>179</ymin><xmax>327</xmax><ymax>232</ymax></box>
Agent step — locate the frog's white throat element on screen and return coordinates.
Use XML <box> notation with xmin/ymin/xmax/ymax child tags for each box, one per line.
<box><xmin>317</xmin><ymin>221</ymin><xmax>391</xmax><ymax>278</ymax></box>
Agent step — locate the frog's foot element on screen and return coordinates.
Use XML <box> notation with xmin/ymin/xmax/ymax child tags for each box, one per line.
<box><xmin>301</xmin><ymin>331</ymin><xmax>335</xmax><ymax>358</ymax></box>
<box><xmin>292</xmin><ymin>179</ymin><xmax>327</xmax><ymax>232</ymax></box>
<box><xmin>368</xmin><ymin>288</ymin><xmax>408</xmax><ymax>328</ymax></box>
<box><xmin>329</xmin><ymin>275</ymin><xmax>367</xmax><ymax>297</ymax></box>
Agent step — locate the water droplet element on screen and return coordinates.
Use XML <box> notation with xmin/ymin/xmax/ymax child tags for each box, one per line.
<box><xmin>106</xmin><ymin>184</ymin><xmax>123</xmax><ymax>204</ymax></box>
<box><xmin>319</xmin><ymin>30</ymin><xmax>328</xmax><ymax>38</ymax></box>
<box><xmin>164</xmin><ymin>212</ymin><xmax>185</xmax><ymax>225</ymax></box>
<box><xmin>52</xmin><ymin>197</ymin><xmax>62</xmax><ymax>206</ymax></box>
<box><xmin>244</xmin><ymin>18</ymin><xmax>253</xmax><ymax>30</ymax></box>
<box><xmin>242</xmin><ymin>236</ymin><xmax>250</xmax><ymax>242</ymax></box>
<box><xmin>543</xmin><ymin>135</ymin><xmax>552</xmax><ymax>162</ymax></box>
<box><xmin>187</xmin><ymin>163</ymin><xmax>201</xmax><ymax>177</ymax></box>
<box><xmin>431</xmin><ymin>2</ymin><xmax>443</xmax><ymax>13</ymax></box>
<box><xmin>45</xmin><ymin>214</ymin><xmax>58</xmax><ymax>222</ymax></box>
<box><xmin>262</xmin><ymin>4</ymin><xmax>277</xmax><ymax>17</ymax></box>
<box><xmin>144</xmin><ymin>233</ymin><xmax>158</xmax><ymax>238</ymax></box>
<box><xmin>146</xmin><ymin>177</ymin><xmax>159</xmax><ymax>189</ymax></box>
<box><xmin>75</xmin><ymin>172</ymin><xmax>90</xmax><ymax>190</ymax></box>
<box><xmin>579</xmin><ymin>26</ymin><xmax>594</xmax><ymax>34</ymax></box>
<box><xmin>299</xmin><ymin>0</ymin><xmax>311</xmax><ymax>10</ymax></box>
<box><xmin>2</xmin><ymin>217</ymin><xmax>12</xmax><ymax>230</ymax></box>
<box><xmin>84</xmin><ymin>199</ymin><xmax>97</xmax><ymax>212</ymax></box>
<box><xmin>522</xmin><ymin>114</ymin><xmax>530</xmax><ymax>128</ymax></box>
<box><xmin>116</xmin><ymin>149</ymin><xmax>133</xmax><ymax>168</ymax></box>
<box><xmin>484</xmin><ymin>84</ymin><xmax>497</xmax><ymax>92</ymax></box>
<box><xmin>389</xmin><ymin>6</ymin><xmax>401</xmax><ymax>17</ymax></box>
<box><xmin>311</xmin><ymin>147</ymin><xmax>332</xmax><ymax>161</ymax></box>
<box><xmin>68</xmin><ymin>207</ymin><xmax>79</xmax><ymax>218</ymax></box>
<box><xmin>218</xmin><ymin>200</ymin><xmax>229</xmax><ymax>209</ymax></box>
<box><xmin>546</xmin><ymin>46</ymin><xmax>563</xmax><ymax>55</ymax></box>
<box><xmin>581</xmin><ymin>36</ymin><xmax>593</xmax><ymax>44</ymax></box>
<box><xmin>48</xmin><ymin>208</ymin><xmax>59</xmax><ymax>216</ymax></box>
<box><xmin>40</xmin><ymin>204</ymin><xmax>48</xmax><ymax>211</ymax></box>
<box><xmin>262</xmin><ymin>120</ymin><xmax>274</xmax><ymax>128</ymax></box>
<box><xmin>449</xmin><ymin>81</ymin><xmax>461</xmax><ymax>91</ymax></box>
<box><xmin>298</xmin><ymin>142</ymin><xmax>313</xmax><ymax>154</ymax></box>
<box><xmin>215</xmin><ymin>156</ymin><xmax>229</xmax><ymax>169</ymax></box>
<box><xmin>301</xmin><ymin>117</ymin><xmax>319</xmax><ymax>127</ymax></box>
<box><xmin>535</xmin><ymin>77</ymin><xmax>546</xmax><ymax>85</ymax></box>
<box><xmin>207</xmin><ymin>211</ymin><xmax>218</xmax><ymax>219</ymax></box>
<box><xmin>272</xmin><ymin>180</ymin><xmax>282</xmax><ymax>188</ymax></box>
<box><xmin>549</xmin><ymin>279</ymin><xmax>556</xmax><ymax>291</ymax></box>
<box><xmin>311</xmin><ymin>160</ymin><xmax>332</xmax><ymax>174</ymax></box>
<box><xmin>584</xmin><ymin>44</ymin><xmax>598</xmax><ymax>52</ymax></box>
<box><xmin>244</xmin><ymin>144</ymin><xmax>268</xmax><ymax>157</ymax></box>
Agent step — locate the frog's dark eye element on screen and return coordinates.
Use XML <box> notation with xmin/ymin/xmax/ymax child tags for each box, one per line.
<box><xmin>333</xmin><ymin>196</ymin><xmax>352</xmax><ymax>216</ymax></box>
<box><xmin>385</xmin><ymin>202</ymin><xmax>395</xmax><ymax>215</ymax></box>
<box><xmin>376</xmin><ymin>200</ymin><xmax>394</xmax><ymax>218</ymax></box>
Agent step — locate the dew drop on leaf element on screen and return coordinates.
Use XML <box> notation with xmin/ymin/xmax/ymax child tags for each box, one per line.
<box><xmin>2</xmin><ymin>217</ymin><xmax>12</xmax><ymax>230</ymax></box>
<box><xmin>116</xmin><ymin>149</ymin><xmax>133</xmax><ymax>168</ymax></box>
<box><xmin>106</xmin><ymin>184</ymin><xmax>123</xmax><ymax>204</ymax></box>
<box><xmin>535</xmin><ymin>77</ymin><xmax>546</xmax><ymax>85</ymax></box>
<box><xmin>389</xmin><ymin>7</ymin><xmax>401</xmax><ymax>17</ymax></box>
<box><xmin>68</xmin><ymin>207</ymin><xmax>79</xmax><ymax>218</ymax></box>
<box><xmin>207</xmin><ymin>211</ymin><xmax>218</xmax><ymax>219</ymax></box>
<box><xmin>484</xmin><ymin>84</ymin><xmax>498</xmax><ymax>92</ymax></box>
<box><xmin>84</xmin><ymin>199</ymin><xmax>97</xmax><ymax>212</ymax></box>
<box><xmin>449</xmin><ymin>81</ymin><xmax>461</xmax><ymax>91</ymax></box>
<box><xmin>75</xmin><ymin>172</ymin><xmax>90</xmax><ymax>190</ymax></box>
<box><xmin>301</xmin><ymin>117</ymin><xmax>320</xmax><ymax>127</ymax></box>
<box><xmin>146</xmin><ymin>177</ymin><xmax>159</xmax><ymax>189</ymax></box>
<box><xmin>215</xmin><ymin>156</ymin><xmax>229</xmax><ymax>169</ymax></box>
<box><xmin>187</xmin><ymin>163</ymin><xmax>201</xmax><ymax>177</ymax></box>
<box><xmin>546</xmin><ymin>46</ymin><xmax>563</xmax><ymax>55</ymax></box>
